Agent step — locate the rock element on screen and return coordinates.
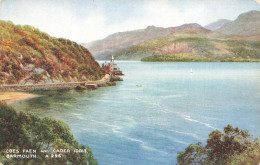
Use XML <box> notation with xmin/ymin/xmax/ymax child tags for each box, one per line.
<box><xmin>34</xmin><ymin>68</ymin><xmax>46</xmax><ymax>75</ymax></box>
<box><xmin>111</xmin><ymin>76</ymin><xmax>123</xmax><ymax>82</ymax></box>
<box><xmin>23</xmin><ymin>64</ymin><xmax>35</xmax><ymax>72</ymax></box>
<box><xmin>97</xmin><ymin>82</ymin><xmax>116</xmax><ymax>87</ymax></box>
<box><xmin>76</xmin><ymin>85</ymin><xmax>87</xmax><ymax>90</ymax></box>
<box><xmin>106</xmin><ymin>82</ymin><xmax>116</xmax><ymax>86</ymax></box>
<box><xmin>86</xmin><ymin>85</ymin><xmax>98</xmax><ymax>90</ymax></box>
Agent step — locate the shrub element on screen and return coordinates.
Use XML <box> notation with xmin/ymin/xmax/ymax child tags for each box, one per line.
<box><xmin>0</xmin><ymin>101</ymin><xmax>98</xmax><ymax>165</ymax></box>
<box><xmin>177</xmin><ymin>125</ymin><xmax>260</xmax><ymax>165</ymax></box>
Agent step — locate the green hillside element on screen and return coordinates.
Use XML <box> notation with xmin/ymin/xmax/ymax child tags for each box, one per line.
<box><xmin>0</xmin><ymin>21</ymin><xmax>105</xmax><ymax>85</ymax></box>
<box><xmin>113</xmin><ymin>33</ymin><xmax>260</xmax><ymax>62</ymax></box>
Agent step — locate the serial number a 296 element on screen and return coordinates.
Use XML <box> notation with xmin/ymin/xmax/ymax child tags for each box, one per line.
<box><xmin>51</xmin><ymin>154</ymin><xmax>62</xmax><ymax>158</ymax></box>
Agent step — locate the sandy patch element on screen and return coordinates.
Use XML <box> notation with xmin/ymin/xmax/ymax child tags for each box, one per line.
<box><xmin>0</xmin><ymin>92</ymin><xmax>41</xmax><ymax>104</ymax></box>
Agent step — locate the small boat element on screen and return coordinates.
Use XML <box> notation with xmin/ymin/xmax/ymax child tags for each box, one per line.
<box><xmin>190</xmin><ymin>68</ymin><xmax>193</xmax><ymax>73</ymax></box>
<box><xmin>136</xmin><ymin>85</ymin><xmax>142</xmax><ymax>87</ymax></box>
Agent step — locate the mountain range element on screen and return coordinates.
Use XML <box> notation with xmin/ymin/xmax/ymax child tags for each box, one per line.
<box><xmin>83</xmin><ymin>23</ymin><xmax>210</xmax><ymax>60</ymax></box>
<box><xmin>83</xmin><ymin>10</ymin><xmax>260</xmax><ymax>61</ymax></box>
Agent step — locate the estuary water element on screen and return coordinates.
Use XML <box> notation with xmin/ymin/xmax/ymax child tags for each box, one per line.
<box><xmin>12</xmin><ymin>62</ymin><xmax>260</xmax><ymax>165</ymax></box>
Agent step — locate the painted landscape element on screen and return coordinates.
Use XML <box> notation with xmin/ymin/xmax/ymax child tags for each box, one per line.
<box><xmin>0</xmin><ymin>0</ymin><xmax>260</xmax><ymax>165</ymax></box>
<box><xmin>83</xmin><ymin>11</ymin><xmax>260</xmax><ymax>61</ymax></box>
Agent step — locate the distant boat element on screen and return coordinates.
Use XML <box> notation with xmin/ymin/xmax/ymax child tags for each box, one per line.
<box><xmin>190</xmin><ymin>68</ymin><xmax>193</xmax><ymax>73</ymax></box>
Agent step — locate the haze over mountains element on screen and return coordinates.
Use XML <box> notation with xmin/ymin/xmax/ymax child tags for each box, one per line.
<box><xmin>83</xmin><ymin>10</ymin><xmax>260</xmax><ymax>61</ymax></box>
<box><xmin>205</xmin><ymin>19</ymin><xmax>231</xmax><ymax>31</ymax></box>
<box><xmin>217</xmin><ymin>10</ymin><xmax>260</xmax><ymax>35</ymax></box>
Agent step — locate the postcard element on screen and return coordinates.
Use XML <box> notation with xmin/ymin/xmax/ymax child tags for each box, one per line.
<box><xmin>0</xmin><ymin>0</ymin><xmax>260</xmax><ymax>165</ymax></box>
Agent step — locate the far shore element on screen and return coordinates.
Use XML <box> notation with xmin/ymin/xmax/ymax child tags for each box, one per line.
<box><xmin>0</xmin><ymin>92</ymin><xmax>41</xmax><ymax>104</ymax></box>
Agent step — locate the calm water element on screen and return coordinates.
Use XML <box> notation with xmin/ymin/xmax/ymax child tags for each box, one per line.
<box><xmin>12</xmin><ymin>62</ymin><xmax>260</xmax><ymax>165</ymax></box>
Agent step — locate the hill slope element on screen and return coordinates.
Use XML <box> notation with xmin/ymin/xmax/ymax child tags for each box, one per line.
<box><xmin>217</xmin><ymin>10</ymin><xmax>260</xmax><ymax>35</ymax></box>
<box><xmin>0</xmin><ymin>21</ymin><xmax>105</xmax><ymax>85</ymax></box>
<box><xmin>205</xmin><ymin>19</ymin><xmax>231</xmax><ymax>31</ymax></box>
<box><xmin>114</xmin><ymin>31</ymin><xmax>260</xmax><ymax>62</ymax></box>
<box><xmin>83</xmin><ymin>26</ymin><xmax>174</xmax><ymax>60</ymax></box>
<box><xmin>83</xmin><ymin>23</ymin><xmax>210</xmax><ymax>60</ymax></box>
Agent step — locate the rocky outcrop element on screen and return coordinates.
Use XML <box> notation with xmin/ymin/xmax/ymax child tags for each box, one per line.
<box><xmin>154</xmin><ymin>42</ymin><xmax>194</xmax><ymax>55</ymax></box>
<box><xmin>110</xmin><ymin>76</ymin><xmax>123</xmax><ymax>82</ymax></box>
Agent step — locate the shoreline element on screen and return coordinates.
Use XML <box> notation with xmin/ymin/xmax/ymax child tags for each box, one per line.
<box><xmin>0</xmin><ymin>74</ymin><xmax>112</xmax><ymax>92</ymax></box>
<box><xmin>0</xmin><ymin>92</ymin><xmax>41</xmax><ymax>104</ymax></box>
<box><xmin>0</xmin><ymin>74</ymin><xmax>121</xmax><ymax>104</ymax></box>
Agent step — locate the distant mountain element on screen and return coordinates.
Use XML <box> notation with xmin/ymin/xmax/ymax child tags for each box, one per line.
<box><xmin>83</xmin><ymin>26</ymin><xmax>173</xmax><ymax>60</ymax></box>
<box><xmin>0</xmin><ymin>20</ymin><xmax>105</xmax><ymax>85</ymax></box>
<box><xmin>113</xmin><ymin>31</ymin><xmax>260</xmax><ymax>61</ymax></box>
<box><xmin>82</xmin><ymin>23</ymin><xmax>209</xmax><ymax>60</ymax></box>
<box><xmin>82</xmin><ymin>10</ymin><xmax>260</xmax><ymax>62</ymax></box>
<box><xmin>169</xmin><ymin>23</ymin><xmax>210</xmax><ymax>33</ymax></box>
<box><xmin>205</xmin><ymin>19</ymin><xmax>231</xmax><ymax>31</ymax></box>
<box><xmin>217</xmin><ymin>10</ymin><xmax>260</xmax><ymax>35</ymax></box>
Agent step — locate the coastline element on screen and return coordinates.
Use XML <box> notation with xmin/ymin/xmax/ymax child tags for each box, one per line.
<box><xmin>0</xmin><ymin>92</ymin><xmax>41</xmax><ymax>104</ymax></box>
<box><xmin>0</xmin><ymin>74</ymin><xmax>119</xmax><ymax>104</ymax></box>
<box><xmin>0</xmin><ymin>74</ymin><xmax>112</xmax><ymax>92</ymax></box>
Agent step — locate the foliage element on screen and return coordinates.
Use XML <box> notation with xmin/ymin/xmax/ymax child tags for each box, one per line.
<box><xmin>177</xmin><ymin>125</ymin><xmax>260</xmax><ymax>165</ymax></box>
<box><xmin>0</xmin><ymin>101</ymin><xmax>98</xmax><ymax>165</ymax></box>
<box><xmin>141</xmin><ymin>54</ymin><xmax>211</xmax><ymax>62</ymax></box>
<box><xmin>141</xmin><ymin>53</ymin><xmax>260</xmax><ymax>62</ymax></box>
<box><xmin>0</xmin><ymin>20</ymin><xmax>105</xmax><ymax>85</ymax></box>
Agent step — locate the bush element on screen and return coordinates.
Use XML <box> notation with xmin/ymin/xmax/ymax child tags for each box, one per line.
<box><xmin>177</xmin><ymin>125</ymin><xmax>260</xmax><ymax>165</ymax></box>
<box><xmin>0</xmin><ymin>101</ymin><xmax>98</xmax><ymax>165</ymax></box>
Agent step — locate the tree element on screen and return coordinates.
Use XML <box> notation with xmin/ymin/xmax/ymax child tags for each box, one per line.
<box><xmin>177</xmin><ymin>125</ymin><xmax>260</xmax><ymax>165</ymax></box>
<box><xmin>0</xmin><ymin>101</ymin><xmax>98</xmax><ymax>165</ymax></box>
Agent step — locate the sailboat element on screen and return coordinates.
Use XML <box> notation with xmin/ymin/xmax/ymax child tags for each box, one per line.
<box><xmin>190</xmin><ymin>68</ymin><xmax>193</xmax><ymax>73</ymax></box>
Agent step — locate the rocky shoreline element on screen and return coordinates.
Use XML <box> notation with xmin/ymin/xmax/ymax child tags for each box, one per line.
<box><xmin>0</xmin><ymin>74</ymin><xmax>123</xmax><ymax>92</ymax></box>
<box><xmin>0</xmin><ymin>74</ymin><xmax>123</xmax><ymax>104</ymax></box>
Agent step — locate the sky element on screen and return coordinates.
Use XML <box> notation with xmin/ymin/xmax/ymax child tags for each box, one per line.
<box><xmin>0</xmin><ymin>0</ymin><xmax>260</xmax><ymax>43</ymax></box>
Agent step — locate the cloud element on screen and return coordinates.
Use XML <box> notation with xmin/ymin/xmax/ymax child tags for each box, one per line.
<box><xmin>143</xmin><ymin>0</ymin><xmax>206</xmax><ymax>27</ymax></box>
<box><xmin>77</xmin><ymin>13</ymin><xmax>107</xmax><ymax>42</ymax></box>
<box><xmin>1</xmin><ymin>0</ymin><xmax>259</xmax><ymax>43</ymax></box>
<box><xmin>93</xmin><ymin>0</ymin><xmax>207</xmax><ymax>37</ymax></box>
<box><xmin>0</xmin><ymin>0</ymin><xmax>209</xmax><ymax>43</ymax></box>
